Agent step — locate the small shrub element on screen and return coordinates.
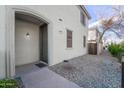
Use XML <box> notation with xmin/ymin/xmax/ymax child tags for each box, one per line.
<box><xmin>108</xmin><ymin>43</ymin><xmax>124</xmax><ymax>61</ymax></box>
<box><xmin>0</xmin><ymin>79</ymin><xmax>18</xmax><ymax>88</ymax></box>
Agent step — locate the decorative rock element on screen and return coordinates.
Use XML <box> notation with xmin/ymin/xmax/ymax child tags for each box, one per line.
<box><xmin>49</xmin><ymin>51</ymin><xmax>121</xmax><ymax>88</ymax></box>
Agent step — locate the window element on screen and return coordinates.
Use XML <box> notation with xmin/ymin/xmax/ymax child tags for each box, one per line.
<box><xmin>80</xmin><ymin>12</ymin><xmax>86</xmax><ymax>26</ymax></box>
<box><xmin>67</xmin><ymin>30</ymin><xmax>72</xmax><ymax>48</ymax></box>
<box><xmin>83</xmin><ymin>36</ymin><xmax>86</xmax><ymax>47</ymax></box>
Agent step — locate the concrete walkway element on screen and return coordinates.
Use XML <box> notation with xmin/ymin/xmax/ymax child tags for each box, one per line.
<box><xmin>21</xmin><ymin>67</ymin><xmax>79</xmax><ymax>88</ymax></box>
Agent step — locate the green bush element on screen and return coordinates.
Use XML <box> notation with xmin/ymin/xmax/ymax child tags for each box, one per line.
<box><xmin>108</xmin><ymin>43</ymin><xmax>124</xmax><ymax>61</ymax></box>
<box><xmin>0</xmin><ymin>79</ymin><xmax>18</xmax><ymax>88</ymax></box>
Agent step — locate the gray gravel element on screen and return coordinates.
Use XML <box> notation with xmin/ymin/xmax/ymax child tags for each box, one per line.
<box><xmin>49</xmin><ymin>51</ymin><xmax>121</xmax><ymax>88</ymax></box>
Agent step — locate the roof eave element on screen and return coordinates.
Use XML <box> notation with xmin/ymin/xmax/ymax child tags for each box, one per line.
<box><xmin>79</xmin><ymin>5</ymin><xmax>91</xmax><ymax>19</ymax></box>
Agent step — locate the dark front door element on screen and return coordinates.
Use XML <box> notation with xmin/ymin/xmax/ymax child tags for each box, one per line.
<box><xmin>39</xmin><ymin>24</ymin><xmax>48</xmax><ymax>63</ymax></box>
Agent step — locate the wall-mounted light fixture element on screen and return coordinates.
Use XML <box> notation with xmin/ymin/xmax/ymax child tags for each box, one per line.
<box><xmin>26</xmin><ymin>32</ymin><xmax>30</xmax><ymax>37</ymax></box>
<box><xmin>25</xmin><ymin>32</ymin><xmax>30</xmax><ymax>40</ymax></box>
<box><xmin>58</xmin><ymin>18</ymin><xmax>63</xmax><ymax>22</ymax></box>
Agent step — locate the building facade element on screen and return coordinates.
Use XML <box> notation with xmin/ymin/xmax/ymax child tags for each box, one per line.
<box><xmin>88</xmin><ymin>27</ymin><xmax>103</xmax><ymax>55</ymax></box>
<box><xmin>0</xmin><ymin>5</ymin><xmax>90</xmax><ymax>79</ymax></box>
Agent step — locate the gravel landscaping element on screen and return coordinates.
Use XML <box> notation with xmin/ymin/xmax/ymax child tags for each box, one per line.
<box><xmin>49</xmin><ymin>51</ymin><xmax>121</xmax><ymax>88</ymax></box>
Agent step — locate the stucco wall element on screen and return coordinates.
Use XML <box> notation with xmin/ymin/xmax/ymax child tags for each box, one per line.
<box><xmin>15</xmin><ymin>19</ymin><xmax>40</xmax><ymax>66</ymax></box>
<box><xmin>21</xmin><ymin>5</ymin><xmax>88</xmax><ymax>64</ymax></box>
<box><xmin>0</xmin><ymin>6</ymin><xmax>6</xmax><ymax>79</ymax></box>
<box><xmin>88</xmin><ymin>29</ymin><xmax>97</xmax><ymax>41</ymax></box>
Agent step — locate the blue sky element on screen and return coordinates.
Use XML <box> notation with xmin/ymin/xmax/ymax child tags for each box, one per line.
<box><xmin>85</xmin><ymin>5</ymin><xmax>113</xmax><ymax>23</ymax></box>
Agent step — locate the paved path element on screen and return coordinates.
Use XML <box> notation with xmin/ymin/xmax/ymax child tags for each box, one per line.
<box><xmin>49</xmin><ymin>51</ymin><xmax>121</xmax><ymax>88</ymax></box>
<box><xmin>21</xmin><ymin>68</ymin><xmax>79</xmax><ymax>88</ymax></box>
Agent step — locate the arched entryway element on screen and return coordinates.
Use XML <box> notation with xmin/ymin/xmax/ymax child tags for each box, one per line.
<box><xmin>5</xmin><ymin>6</ymin><xmax>52</xmax><ymax>78</ymax></box>
<box><xmin>15</xmin><ymin>12</ymin><xmax>48</xmax><ymax>76</ymax></box>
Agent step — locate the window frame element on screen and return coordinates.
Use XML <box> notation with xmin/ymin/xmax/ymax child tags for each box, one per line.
<box><xmin>80</xmin><ymin>12</ymin><xmax>87</xmax><ymax>26</ymax></box>
<box><xmin>66</xmin><ymin>29</ymin><xmax>73</xmax><ymax>48</ymax></box>
<box><xmin>83</xmin><ymin>36</ymin><xmax>86</xmax><ymax>47</ymax></box>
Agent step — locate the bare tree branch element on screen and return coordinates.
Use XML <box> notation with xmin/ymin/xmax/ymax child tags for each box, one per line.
<box><xmin>98</xmin><ymin>6</ymin><xmax>124</xmax><ymax>42</ymax></box>
<box><xmin>109</xmin><ymin>28</ymin><xmax>122</xmax><ymax>38</ymax></box>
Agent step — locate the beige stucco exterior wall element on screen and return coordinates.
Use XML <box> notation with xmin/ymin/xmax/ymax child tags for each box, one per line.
<box><xmin>88</xmin><ymin>29</ymin><xmax>97</xmax><ymax>41</ymax></box>
<box><xmin>15</xmin><ymin>19</ymin><xmax>40</xmax><ymax>66</ymax></box>
<box><xmin>18</xmin><ymin>5</ymin><xmax>88</xmax><ymax>64</ymax></box>
<box><xmin>0</xmin><ymin>5</ymin><xmax>89</xmax><ymax>78</ymax></box>
<box><xmin>0</xmin><ymin>6</ymin><xmax>6</xmax><ymax>79</ymax></box>
<box><xmin>97</xmin><ymin>43</ymin><xmax>103</xmax><ymax>55</ymax></box>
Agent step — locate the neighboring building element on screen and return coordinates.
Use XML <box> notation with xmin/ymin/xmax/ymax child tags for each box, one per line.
<box><xmin>0</xmin><ymin>5</ymin><xmax>91</xmax><ymax>79</ymax></box>
<box><xmin>88</xmin><ymin>27</ymin><xmax>103</xmax><ymax>55</ymax></box>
